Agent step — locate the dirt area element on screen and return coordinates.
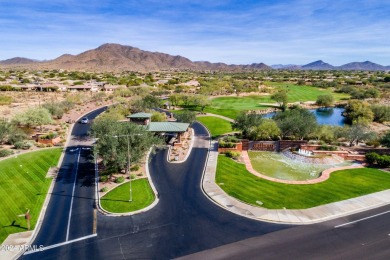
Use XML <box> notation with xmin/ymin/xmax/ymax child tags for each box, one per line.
<box><xmin>0</xmin><ymin>91</ymin><xmax>117</xmax><ymax>151</ymax></box>
<box><xmin>59</xmin><ymin>99</ymin><xmax>114</xmax><ymax>124</ymax></box>
<box><xmin>0</xmin><ymin>92</ymin><xmax>64</xmax><ymax>119</ymax></box>
<box><xmin>369</xmin><ymin>122</ymin><xmax>390</xmax><ymax>134</ymax></box>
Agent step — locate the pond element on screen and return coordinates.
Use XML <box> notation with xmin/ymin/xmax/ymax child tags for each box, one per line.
<box><xmin>263</xmin><ymin>107</ymin><xmax>347</xmax><ymax>126</ymax></box>
<box><xmin>248</xmin><ymin>151</ymin><xmax>352</xmax><ymax>181</ymax></box>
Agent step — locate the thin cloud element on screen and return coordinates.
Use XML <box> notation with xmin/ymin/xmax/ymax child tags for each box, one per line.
<box><xmin>0</xmin><ymin>0</ymin><xmax>389</xmax><ymax>65</ymax></box>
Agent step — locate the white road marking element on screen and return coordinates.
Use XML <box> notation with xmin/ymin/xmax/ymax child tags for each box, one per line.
<box><xmin>335</xmin><ymin>210</ymin><xmax>390</xmax><ymax>228</ymax></box>
<box><xmin>66</xmin><ymin>148</ymin><xmax>81</xmax><ymax>241</ymax></box>
<box><xmin>23</xmin><ymin>234</ymin><xmax>97</xmax><ymax>255</ymax></box>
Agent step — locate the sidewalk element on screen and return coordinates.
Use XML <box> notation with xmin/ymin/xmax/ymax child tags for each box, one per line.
<box><xmin>202</xmin><ymin>141</ymin><xmax>390</xmax><ymax>224</ymax></box>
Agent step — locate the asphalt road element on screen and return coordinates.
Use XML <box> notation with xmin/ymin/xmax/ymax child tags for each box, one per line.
<box><xmin>182</xmin><ymin>204</ymin><xmax>390</xmax><ymax>259</ymax></box>
<box><xmin>21</xmin><ymin>107</ymin><xmax>106</xmax><ymax>250</ymax></box>
<box><xmin>21</xmin><ymin>112</ymin><xmax>390</xmax><ymax>260</ymax></box>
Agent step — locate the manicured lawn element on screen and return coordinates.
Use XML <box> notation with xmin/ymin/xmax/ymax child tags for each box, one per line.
<box><xmin>216</xmin><ymin>155</ymin><xmax>390</xmax><ymax>209</ymax></box>
<box><xmin>0</xmin><ymin>148</ymin><xmax>62</xmax><ymax>243</ymax></box>
<box><xmin>100</xmin><ymin>178</ymin><xmax>155</xmax><ymax>213</ymax></box>
<box><xmin>207</xmin><ymin>84</ymin><xmax>349</xmax><ymax>119</ymax></box>
<box><xmin>196</xmin><ymin>116</ymin><xmax>233</xmax><ymax>138</ymax></box>
<box><xmin>203</xmin><ymin>107</ymin><xmax>241</xmax><ymax>119</ymax></box>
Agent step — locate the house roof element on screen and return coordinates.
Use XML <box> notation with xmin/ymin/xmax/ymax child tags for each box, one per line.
<box><xmin>127</xmin><ymin>112</ymin><xmax>152</xmax><ymax>119</ymax></box>
<box><xmin>147</xmin><ymin>122</ymin><xmax>189</xmax><ymax>133</ymax></box>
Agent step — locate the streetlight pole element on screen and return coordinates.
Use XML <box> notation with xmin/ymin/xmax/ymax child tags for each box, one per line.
<box><xmin>113</xmin><ymin>133</ymin><xmax>142</xmax><ymax>202</ymax></box>
<box><xmin>126</xmin><ymin>135</ymin><xmax>132</xmax><ymax>202</ymax></box>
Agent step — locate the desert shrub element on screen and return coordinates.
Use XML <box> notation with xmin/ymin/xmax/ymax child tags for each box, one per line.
<box><xmin>115</xmin><ymin>176</ymin><xmax>125</xmax><ymax>183</ymax></box>
<box><xmin>224</xmin><ymin>150</ymin><xmax>241</xmax><ymax>159</ymax></box>
<box><xmin>365</xmin><ymin>139</ymin><xmax>381</xmax><ymax>148</ymax></box>
<box><xmin>40</xmin><ymin>132</ymin><xmax>58</xmax><ymax>140</ymax></box>
<box><xmin>0</xmin><ymin>149</ymin><xmax>13</xmax><ymax>157</ymax></box>
<box><xmin>14</xmin><ymin>141</ymin><xmax>33</xmax><ymax>150</ymax></box>
<box><xmin>218</xmin><ymin>136</ymin><xmax>239</xmax><ymax>148</ymax></box>
<box><xmin>366</xmin><ymin>152</ymin><xmax>390</xmax><ymax>167</ymax></box>
<box><xmin>221</xmin><ymin>136</ymin><xmax>240</xmax><ymax>143</ymax></box>
<box><xmin>371</xmin><ymin>105</ymin><xmax>390</xmax><ymax>123</ymax></box>
<box><xmin>318</xmin><ymin>145</ymin><xmax>338</xmax><ymax>151</ymax></box>
<box><xmin>365</xmin><ymin>152</ymin><xmax>380</xmax><ymax>165</ymax></box>
<box><xmin>36</xmin><ymin>143</ymin><xmax>46</xmax><ymax>148</ymax></box>
<box><xmin>130</xmin><ymin>165</ymin><xmax>140</xmax><ymax>171</ymax></box>
<box><xmin>0</xmin><ymin>95</ymin><xmax>12</xmax><ymax>105</ymax></box>
<box><xmin>130</xmin><ymin>174</ymin><xmax>137</xmax><ymax>179</ymax></box>
<box><xmin>43</xmin><ymin>102</ymin><xmax>65</xmax><ymax>119</ymax></box>
<box><xmin>100</xmin><ymin>187</ymin><xmax>108</xmax><ymax>192</ymax></box>
<box><xmin>377</xmin><ymin>156</ymin><xmax>390</xmax><ymax>168</ymax></box>
<box><xmin>7</xmin><ymin>129</ymin><xmax>27</xmax><ymax>144</ymax></box>
<box><xmin>0</xmin><ymin>85</ymin><xmax>15</xmax><ymax>91</ymax></box>
<box><xmin>100</xmin><ymin>175</ymin><xmax>109</xmax><ymax>182</ymax></box>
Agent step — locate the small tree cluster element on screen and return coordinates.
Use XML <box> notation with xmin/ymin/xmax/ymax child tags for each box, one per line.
<box><xmin>224</xmin><ymin>150</ymin><xmax>241</xmax><ymax>159</ymax></box>
<box><xmin>365</xmin><ymin>152</ymin><xmax>390</xmax><ymax>168</ymax></box>
<box><xmin>92</xmin><ymin>117</ymin><xmax>164</xmax><ymax>174</ymax></box>
<box><xmin>13</xmin><ymin>107</ymin><xmax>53</xmax><ymax>130</ymax></box>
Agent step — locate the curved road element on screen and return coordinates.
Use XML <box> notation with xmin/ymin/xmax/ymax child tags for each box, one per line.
<box><xmin>21</xmin><ymin>110</ymin><xmax>390</xmax><ymax>259</ymax></box>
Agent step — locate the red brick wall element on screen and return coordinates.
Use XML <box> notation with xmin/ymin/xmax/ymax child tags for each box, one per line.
<box><xmin>300</xmin><ymin>144</ymin><xmax>321</xmax><ymax>151</ymax></box>
<box><xmin>218</xmin><ymin>142</ymin><xmax>242</xmax><ymax>153</ymax></box>
<box><xmin>279</xmin><ymin>140</ymin><xmax>307</xmax><ymax>151</ymax></box>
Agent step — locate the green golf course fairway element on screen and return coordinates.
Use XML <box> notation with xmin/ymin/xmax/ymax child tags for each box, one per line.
<box><xmin>207</xmin><ymin>84</ymin><xmax>349</xmax><ymax>118</ymax></box>
<box><xmin>197</xmin><ymin>116</ymin><xmax>233</xmax><ymax>138</ymax></box>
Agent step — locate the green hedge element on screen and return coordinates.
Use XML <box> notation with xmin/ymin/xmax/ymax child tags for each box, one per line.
<box><xmin>366</xmin><ymin>152</ymin><xmax>390</xmax><ymax>168</ymax></box>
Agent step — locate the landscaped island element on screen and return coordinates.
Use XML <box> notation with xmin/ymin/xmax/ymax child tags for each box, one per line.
<box><xmin>216</xmin><ymin>155</ymin><xmax>390</xmax><ymax>209</ymax></box>
<box><xmin>100</xmin><ymin>179</ymin><xmax>155</xmax><ymax>213</ymax></box>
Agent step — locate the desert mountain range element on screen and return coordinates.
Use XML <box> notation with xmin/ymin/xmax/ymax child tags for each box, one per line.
<box><xmin>1</xmin><ymin>43</ymin><xmax>389</xmax><ymax>72</ymax></box>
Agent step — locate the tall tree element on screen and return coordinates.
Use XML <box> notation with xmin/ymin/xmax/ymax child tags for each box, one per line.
<box><xmin>175</xmin><ymin>110</ymin><xmax>196</xmax><ymax>124</ymax></box>
<box><xmin>169</xmin><ymin>94</ymin><xmax>182</xmax><ymax>107</ymax></box>
<box><xmin>194</xmin><ymin>95</ymin><xmax>211</xmax><ymax>112</ymax></box>
<box><xmin>248</xmin><ymin>119</ymin><xmax>280</xmax><ymax>140</ymax></box>
<box><xmin>273</xmin><ymin>108</ymin><xmax>318</xmax><ymax>140</ymax></box>
<box><xmin>371</xmin><ymin>105</ymin><xmax>390</xmax><ymax>123</ymax></box>
<box><xmin>131</xmin><ymin>95</ymin><xmax>161</xmax><ymax>112</ymax></box>
<box><xmin>151</xmin><ymin>111</ymin><xmax>167</xmax><ymax>122</ymax></box>
<box><xmin>344</xmin><ymin>100</ymin><xmax>374</xmax><ymax>125</ymax></box>
<box><xmin>232</xmin><ymin>111</ymin><xmax>263</xmax><ymax>138</ymax></box>
<box><xmin>92</xmin><ymin>117</ymin><xmax>163</xmax><ymax>172</ymax></box>
<box><xmin>316</xmin><ymin>94</ymin><xmax>334</xmax><ymax>108</ymax></box>
<box><xmin>341</xmin><ymin>123</ymin><xmax>374</xmax><ymax>147</ymax></box>
<box><xmin>271</xmin><ymin>90</ymin><xmax>288</xmax><ymax>110</ymax></box>
<box><xmin>13</xmin><ymin>107</ymin><xmax>53</xmax><ymax>130</ymax></box>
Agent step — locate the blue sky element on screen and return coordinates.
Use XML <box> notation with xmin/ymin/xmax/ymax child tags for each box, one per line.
<box><xmin>1</xmin><ymin>0</ymin><xmax>389</xmax><ymax>65</ymax></box>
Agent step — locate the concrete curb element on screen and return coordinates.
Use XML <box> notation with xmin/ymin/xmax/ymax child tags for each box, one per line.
<box><xmin>96</xmin><ymin>147</ymin><xmax>160</xmax><ymax>216</ymax></box>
